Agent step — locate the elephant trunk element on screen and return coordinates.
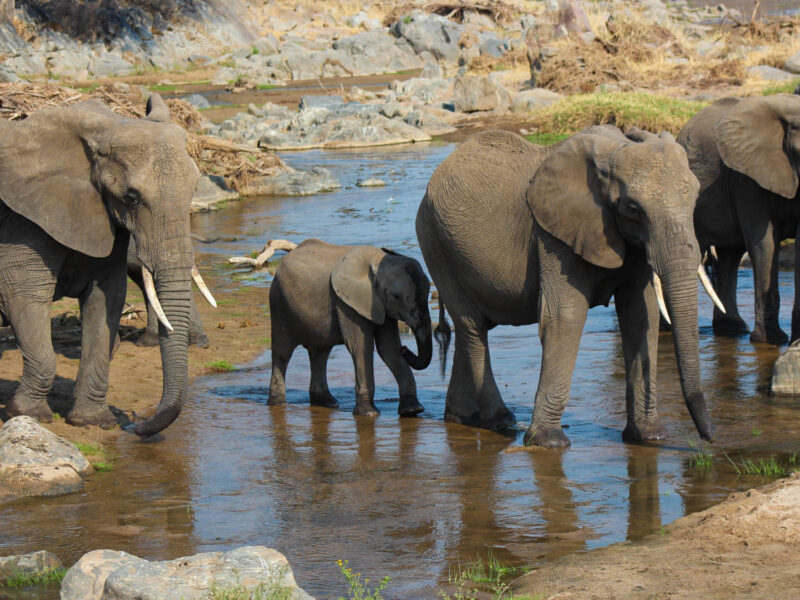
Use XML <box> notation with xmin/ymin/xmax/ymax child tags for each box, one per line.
<box><xmin>134</xmin><ymin>261</ymin><xmax>192</xmax><ymax>437</ymax></box>
<box><xmin>401</xmin><ymin>318</ymin><xmax>433</xmax><ymax>371</ymax></box>
<box><xmin>660</xmin><ymin>264</ymin><xmax>713</xmax><ymax>441</ymax></box>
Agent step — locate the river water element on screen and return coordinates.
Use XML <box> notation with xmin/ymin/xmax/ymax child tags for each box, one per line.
<box><xmin>2</xmin><ymin>142</ymin><xmax>800</xmax><ymax>599</ymax></box>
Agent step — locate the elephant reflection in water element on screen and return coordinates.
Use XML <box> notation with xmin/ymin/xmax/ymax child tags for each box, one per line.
<box><xmin>625</xmin><ymin>447</ymin><xmax>662</xmax><ymax>541</ymax></box>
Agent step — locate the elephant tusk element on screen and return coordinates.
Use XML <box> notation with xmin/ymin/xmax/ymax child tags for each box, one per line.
<box><xmin>142</xmin><ymin>267</ymin><xmax>173</xmax><ymax>332</ymax></box>
<box><xmin>697</xmin><ymin>265</ymin><xmax>726</xmax><ymax>314</ymax></box>
<box><xmin>191</xmin><ymin>265</ymin><xmax>217</xmax><ymax>308</ymax></box>
<box><xmin>652</xmin><ymin>271</ymin><xmax>671</xmax><ymax>325</ymax></box>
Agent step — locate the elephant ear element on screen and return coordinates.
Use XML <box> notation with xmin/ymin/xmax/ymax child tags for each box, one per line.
<box><xmin>716</xmin><ymin>95</ymin><xmax>800</xmax><ymax>199</ymax></box>
<box><xmin>331</xmin><ymin>246</ymin><xmax>386</xmax><ymax>324</ymax></box>
<box><xmin>0</xmin><ymin>104</ymin><xmax>119</xmax><ymax>257</ymax></box>
<box><xmin>527</xmin><ymin>133</ymin><xmax>626</xmax><ymax>269</ymax></box>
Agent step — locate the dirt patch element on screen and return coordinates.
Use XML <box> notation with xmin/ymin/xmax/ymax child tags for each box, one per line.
<box><xmin>514</xmin><ymin>472</ymin><xmax>800</xmax><ymax>599</ymax></box>
<box><xmin>0</xmin><ymin>269</ymin><xmax>270</xmax><ymax>448</ymax></box>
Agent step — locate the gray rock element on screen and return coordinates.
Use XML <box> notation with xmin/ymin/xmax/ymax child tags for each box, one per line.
<box><xmin>0</xmin><ymin>63</ymin><xmax>19</xmax><ymax>82</ymax></box>
<box><xmin>246</xmin><ymin>167</ymin><xmax>341</xmax><ymax>196</ymax></box>
<box><xmin>357</xmin><ymin>177</ymin><xmax>387</xmax><ymax>187</ymax></box>
<box><xmin>191</xmin><ymin>175</ymin><xmax>239</xmax><ymax>212</ymax></box>
<box><xmin>391</xmin><ymin>11</ymin><xmax>464</xmax><ymax>63</ymax></box>
<box><xmin>419</xmin><ymin>61</ymin><xmax>443</xmax><ymax>79</ymax></box>
<box><xmin>254</xmin><ymin>33</ymin><xmax>280</xmax><ymax>56</ymax></box>
<box><xmin>785</xmin><ymin>50</ymin><xmax>800</xmax><ymax>75</ymax></box>
<box><xmin>451</xmin><ymin>74</ymin><xmax>512</xmax><ymax>112</ymax></box>
<box><xmin>379</xmin><ymin>101</ymin><xmax>411</xmax><ymax>119</ymax></box>
<box><xmin>772</xmin><ymin>340</ymin><xmax>800</xmax><ymax>395</ymax></box>
<box><xmin>391</xmin><ymin>77</ymin><xmax>454</xmax><ymax>104</ymax></box>
<box><xmin>60</xmin><ymin>546</ymin><xmax>313</xmax><ymax>600</ymax></box>
<box><xmin>478</xmin><ymin>34</ymin><xmax>510</xmax><ymax>58</ymax></box>
<box><xmin>404</xmin><ymin>108</ymin><xmax>456</xmax><ymax>135</ymax></box>
<box><xmin>211</xmin><ymin>66</ymin><xmax>237</xmax><ymax>85</ymax></box>
<box><xmin>0</xmin><ymin>550</ymin><xmax>62</xmax><ymax>579</ymax></box>
<box><xmin>511</xmin><ymin>88</ymin><xmax>563</xmax><ymax>113</ymax></box>
<box><xmin>90</xmin><ymin>52</ymin><xmax>134</xmax><ymax>77</ymax></box>
<box><xmin>747</xmin><ymin>65</ymin><xmax>796</xmax><ymax>81</ymax></box>
<box><xmin>0</xmin><ymin>416</ymin><xmax>92</xmax><ymax>499</ymax></box>
<box><xmin>183</xmin><ymin>94</ymin><xmax>211</xmax><ymax>110</ymax></box>
<box><xmin>299</xmin><ymin>94</ymin><xmax>345</xmax><ymax>111</ymax></box>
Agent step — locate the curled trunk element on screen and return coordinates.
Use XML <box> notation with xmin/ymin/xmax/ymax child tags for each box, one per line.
<box><xmin>401</xmin><ymin>319</ymin><xmax>433</xmax><ymax>370</ymax></box>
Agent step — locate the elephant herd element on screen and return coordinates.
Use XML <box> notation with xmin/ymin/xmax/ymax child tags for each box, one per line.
<box><xmin>0</xmin><ymin>92</ymin><xmax>798</xmax><ymax>449</ymax></box>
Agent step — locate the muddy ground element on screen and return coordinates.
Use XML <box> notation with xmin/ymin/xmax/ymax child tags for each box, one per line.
<box><xmin>514</xmin><ymin>472</ymin><xmax>800</xmax><ymax>599</ymax></box>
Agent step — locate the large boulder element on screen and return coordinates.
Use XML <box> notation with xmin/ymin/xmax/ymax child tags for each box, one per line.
<box><xmin>747</xmin><ymin>65</ymin><xmax>796</xmax><ymax>81</ymax></box>
<box><xmin>511</xmin><ymin>88</ymin><xmax>564</xmax><ymax>113</ymax></box>
<box><xmin>243</xmin><ymin>166</ymin><xmax>341</xmax><ymax>196</ymax></box>
<box><xmin>451</xmin><ymin>74</ymin><xmax>512</xmax><ymax>112</ymax></box>
<box><xmin>60</xmin><ymin>546</ymin><xmax>313</xmax><ymax>600</ymax></box>
<box><xmin>191</xmin><ymin>175</ymin><xmax>238</xmax><ymax>212</ymax></box>
<box><xmin>0</xmin><ymin>416</ymin><xmax>92</xmax><ymax>500</ymax></box>
<box><xmin>771</xmin><ymin>340</ymin><xmax>800</xmax><ymax>395</ymax></box>
<box><xmin>0</xmin><ymin>550</ymin><xmax>62</xmax><ymax>579</ymax></box>
<box><xmin>785</xmin><ymin>50</ymin><xmax>800</xmax><ymax>75</ymax></box>
<box><xmin>390</xmin><ymin>11</ymin><xmax>464</xmax><ymax>63</ymax></box>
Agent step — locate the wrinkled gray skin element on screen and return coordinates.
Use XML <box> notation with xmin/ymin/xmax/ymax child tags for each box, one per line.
<box><xmin>268</xmin><ymin>239</ymin><xmax>432</xmax><ymax>417</ymax></box>
<box><xmin>126</xmin><ymin>239</ymin><xmax>209</xmax><ymax>349</ymax></box>
<box><xmin>677</xmin><ymin>94</ymin><xmax>800</xmax><ymax>345</ymax></box>
<box><xmin>417</xmin><ymin>129</ymin><xmax>713</xmax><ymax>447</ymax></box>
<box><xmin>0</xmin><ymin>94</ymin><xmax>199</xmax><ymax>437</ymax></box>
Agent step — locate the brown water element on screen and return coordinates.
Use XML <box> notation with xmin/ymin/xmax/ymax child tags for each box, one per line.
<box><xmin>2</xmin><ymin>144</ymin><xmax>800</xmax><ymax>599</ymax></box>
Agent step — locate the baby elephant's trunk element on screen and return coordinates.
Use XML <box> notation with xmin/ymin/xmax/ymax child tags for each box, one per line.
<box><xmin>401</xmin><ymin>318</ymin><xmax>433</xmax><ymax>370</ymax></box>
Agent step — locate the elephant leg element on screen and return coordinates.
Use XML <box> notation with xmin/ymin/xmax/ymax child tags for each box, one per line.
<box><xmin>308</xmin><ymin>346</ymin><xmax>338</xmax><ymax>408</ymax></box>
<box><xmin>792</xmin><ymin>223</ymin><xmax>800</xmax><ymax>343</ymax></box>
<box><xmin>524</xmin><ymin>286</ymin><xmax>588</xmax><ymax>448</ymax></box>
<box><xmin>711</xmin><ymin>247</ymin><xmax>748</xmax><ymax>337</ymax></box>
<box><xmin>187</xmin><ymin>298</ymin><xmax>210</xmax><ymax>348</ymax></box>
<box><xmin>67</xmin><ymin>269</ymin><xmax>125</xmax><ymax>429</ymax></box>
<box><xmin>5</xmin><ymin>299</ymin><xmax>56</xmax><ymax>422</ymax></box>
<box><xmin>375</xmin><ymin>321</ymin><xmax>423</xmax><ymax>417</ymax></box>
<box><xmin>745</xmin><ymin>223</ymin><xmax>786</xmax><ymax>345</ymax></box>
<box><xmin>340</xmin><ymin>321</ymin><xmax>379</xmax><ymax>417</ymax></box>
<box><xmin>445</xmin><ymin>315</ymin><xmax>515</xmax><ymax>431</ymax></box>
<box><xmin>616</xmin><ymin>264</ymin><xmax>665</xmax><ymax>443</ymax></box>
<box><xmin>268</xmin><ymin>320</ymin><xmax>296</xmax><ymax>406</ymax></box>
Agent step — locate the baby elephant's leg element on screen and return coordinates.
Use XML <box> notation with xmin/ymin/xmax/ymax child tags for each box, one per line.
<box><xmin>308</xmin><ymin>346</ymin><xmax>338</xmax><ymax>408</ymax></box>
<box><xmin>375</xmin><ymin>321</ymin><xmax>423</xmax><ymax>416</ymax></box>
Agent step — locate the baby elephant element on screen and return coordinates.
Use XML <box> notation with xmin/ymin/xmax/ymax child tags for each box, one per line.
<box><xmin>268</xmin><ymin>239</ymin><xmax>433</xmax><ymax>416</ymax></box>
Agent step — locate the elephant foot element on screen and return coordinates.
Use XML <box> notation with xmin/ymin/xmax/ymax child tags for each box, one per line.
<box><xmin>310</xmin><ymin>391</ymin><xmax>339</xmax><ymax>409</ymax></box>
<box><xmin>66</xmin><ymin>404</ymin><xmax>118</xmax><ymax>429</ymax></box>
<box><xmin>622</xmin><ymin>421</ymin><xmax>667</xmax><ymax>443</ymax></box>
<box><xmin>189</xmin><ymin>332</ymin><xmax>210</xmax><ymax>348</ymax></box>
<box><xmin>353</xmin><ymin>401</ymin><xmax>380</xmax><ymax>417</ymax></box>
<box><xmin>444</xmin><ymin>403</ymin><xmax>516</xmax><ymax>431</ymax></box>
<box><xmin>750</xmin><ymin>325</ymin><xmax>788</xmax><ymax>346</ymax></box>
<box><xmin>134</xmin><ymin>330</ymin><xmax>160</xmax><ymax>347</ymax></box>
<box><xmin>398</xmin><ymin>395</ymin><xmax>424</xmax><ymax>417</ymax></box>
<box><xmin>523</xmin><ymin>425</ymin><xmax>571</xmax><ymax>448</ymax></box>
<box><xmin>267</xmin><ymin>392</ymin><xmax>287</xmax><ymax>406</ymax></box>
<box><xmin>712</xmin><ymin>316</ymin><xmax>749</xmax><ymax>338</ymax></box>
<box><xmin>5</xmin><ymin>396</ymin><xmax>53</xmax><ymax>423</ymax></box>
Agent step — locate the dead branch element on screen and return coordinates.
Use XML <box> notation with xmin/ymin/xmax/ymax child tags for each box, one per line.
<box><xmin>228</xmin><ymin>239</ymin><xmax>298</xmax><ymax>269</ymax></box>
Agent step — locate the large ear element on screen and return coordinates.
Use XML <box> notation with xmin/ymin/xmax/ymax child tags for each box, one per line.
<box><xmin>0</xmin><ymin>105</ymin><xmax>118</xmax><ymax>257</ymax></box>
<box><xmin>331</xmin><ymin>246</ymin><xmax>386</xmax><ymax>324</ymax></box>
<box><xmin>716</xmin><ymin>94</ymin><xmax>800</xmax><ymax>199</ymax></box>
<box><xmin>527</xmin><ymin>133</ymin><xmax>626</xmax><ymax>269</ymax></box>
<box><xmin>145</xmin><ymin>93</ymin><xmax>171</xmax><ymax>123</ymax></box>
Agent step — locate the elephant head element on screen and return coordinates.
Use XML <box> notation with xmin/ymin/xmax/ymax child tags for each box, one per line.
<box><xmin>331</xmin><ymin>246</ymin><xmax>432</xmax><ymax>370</ymax></box>
<box><xmin>712</xmin><ymin>94</ymin><xmax>800</xmax><ymax>199</ymax></box>
<box><xmin>0</xmin><ymin>94</ymin><xmax>200</xmax><ymax>437</ymax></box>
<box><xmin>527</xmin><ymin>131</ymin><xmax>713</xmax><ymax>441</ymax></box>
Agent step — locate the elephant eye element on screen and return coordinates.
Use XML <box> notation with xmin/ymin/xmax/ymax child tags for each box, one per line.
<box><xmin>624</xmin><ymin>201</ymin><xmax>641</xmax><ymax>218</ymax></box>
<box><xmin>123</xmin><ymin>190</ymin><xmax>141</xmax><ymax>207</ymax></box>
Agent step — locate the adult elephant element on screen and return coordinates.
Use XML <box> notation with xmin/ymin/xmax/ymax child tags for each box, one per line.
<box><xmin>417</xmin><ymin>129</ymin><xmax>715</xmax><ymax>447</ymax></box>
<box><xmin>677</xmin><ymin>94</ymin><xmax>800</xmax><ymax>345</ymax></box>
<box><xmin>0</xmin><ymin>94</ymin><xmax>208</xmax><ymax>437</ymax></box>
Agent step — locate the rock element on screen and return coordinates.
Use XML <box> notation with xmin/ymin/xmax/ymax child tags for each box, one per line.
<box><xmin>557</xmin><ymin>0</ymin><xmax>593</xmax><ymax>35</ymax></box>
<box><xmin>772</xmin><ymin>340</ymin><xmax>800</xmax><ymax>395</ymax></box>
<box><xmin>191</xmin><ymin>175</ymin><xmax>239</xmax><ymax>212</ymax></box>
<box><xmin>60</xmin><ymin>546</ymin><xmax>313</xmax><ymax>600</ymax></box>
<box><xmin>390</xmin><ymin>11</ymin><xmax>464</xmax><ymax>63</ymax></box>
<box><xmin>183</xmin><ymin>93</ymin><xmax>211</xmax><ymax>110</ymax></box>
<box><xmin>404</xmin><ymin>108</ymin><xmax>456</xmax><ymax>136</ymax></box>
<box><xmin>244</xmin><ymin>167</ymin><xmax>341</xmax><ymax>196</ymax></box>
<box><xmin>391</xmin><ymin>76</ymin><xmax>454</xmax><ymax>104</ymax></box>
<box><xmin>254</xmin><ymin>33</ymin><xmax>279</xmax><ymax>56</ymax></box>
<box><xmin>451</xmin><ymin>74</ymin><xmax>512</xmax><ymax>112</ymax></box>
<box><xmin>511</xmin><ymin>88</ymin><xmax>563</xmax><ymax>113</ymax></box>
<box><xmin>419</xmin><ymin>61</ymin><xmax>443</xmax><ymax>79</ymax></box>
<box><xmin>478</xmin><ymin>34</ymin><xmax>510</xmax><ymax>58</ymax></box>
<box><xmin>90</xmin><ymin>52</ymin><xmax>134</xmax><ymax>77</ymax></box>
<box><xmin>379</xmin><ymin>101</ymin><xmax>411</xmax><ymax>119</ymax></box>
<box><xmin>211</xmin><ymin>67</ymin><xmax>236</xmax><ymax>85</ymax></box>
<box><xmin>299</xmin><ymin>94</ymin><xmax>345</xmax><ymax>111</ymax></box>
<box><xmin>747</xmin><ymin>65</ymin><xmax>796</xmax><ymax>81</ymax></box>
<box><xmin>0</xmin><ymin>63</ymin><xmax>19</xmax><ymax>82</ymax></box>
<box><xmin>785</xmin><ymin>51</ymin><xmax>800</xmax><ymax>75</ymax></box>
<box><xmin>357</xmin><ymin>177</ymin><xmax>387</xmax><ymax>187</ymax></box>
<box><xmin>0</xmin><ymin>416</ymin><xmax>92</xmax><ymax>499</ymax></box>
<box><xmin>0</xmin><ymin>550</ymin><xmax>62</xmax><ymax>579</ymax></box>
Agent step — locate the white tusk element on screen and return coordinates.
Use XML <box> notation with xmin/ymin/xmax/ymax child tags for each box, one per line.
<box><xmin>191</xmin><ymin>265</ymin><xmax>217</xmax><ymax>308</ymax></box>
<box><xmin>698</xmin><ymin>265</ymin><xmax>726</xmax><ymax>314</ymax></box>
<box><xmin>652</xmin><ymin>271</ymin><xmax>671</xmax><ymax>325</ymax></box>
<box><xmin>141</xmin><ymin>267</ymin><xmax>173</xmax><ymax>332</ymax></box>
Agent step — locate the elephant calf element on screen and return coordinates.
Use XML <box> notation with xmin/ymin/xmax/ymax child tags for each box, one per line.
<box><xmin>268</xmin><ymin>239</ymin><xmax>432</xmax><ymax>416</ymax></box>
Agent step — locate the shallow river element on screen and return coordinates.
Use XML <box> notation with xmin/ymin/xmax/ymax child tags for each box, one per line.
<box><xmin>2</xmin><ymin>142</ymin><xmax>800</xmax><ymax>599</ymax></box>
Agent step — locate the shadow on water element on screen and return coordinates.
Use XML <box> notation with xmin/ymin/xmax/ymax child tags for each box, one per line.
<box><xmin>2</xmin><ymin>143</ymin><xmax>800</xmax><ymax>599</ymax></box>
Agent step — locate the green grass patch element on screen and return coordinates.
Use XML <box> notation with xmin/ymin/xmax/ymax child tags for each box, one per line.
<box><xmin>76</xmin><ymin>82</ymin><xmax>100</xmax><ymax>93</ymax></box>
<box><xmin>150</xmin><ymin>83</ymin><xmax>180</xmax><ymax>92</ymax></box>
<box><xmin>724</xmin><ymin>451</ymin><xmax>795</xmax><ymax>478</ymax></box>
<box><xmin>524</xmin><ymin>132</ymin><xmax>570</xmax><ymax>146</ymax></box>
<box><xmin>528</xmin><ymin>92</ymin><xmax>709</xmax><ymax>137</ymax></box>
<box><xmin>689</xmin><ymin>448</ymin><xmax>713</xmax><ymax>470</ymax></box>
<box><xmin>258</xmin><ymin>337</ymin><xmax>271</xmax><ymax>346</ymax></box>
<box><xmin>752</xmin><ymin>426</ymin><xmax>763</xmax><ymax>437</ymax></box>
<box><xmin>0</xmin><ymin>568</ymin><xmax>67</xmax><ymax>588</ymax></box>
<box><xmin>257</xmin><ymin>84</ymin><xmax>278</xmax><ymax>90</ymax></box>
<box><xmin>762</xmin><ymin>79</ymin><xmax>800</xmax><ymax>95</ymax></box>
<box><xmin>204</xmin><ymin>360</ymin><xmax>235</xmax><ymax>372</ymax></box>
<box><xmin>75</xmin><ymin>441</ymin><xmax>114</xmax><ymax>471</ymax></box>
<box><xmin>205</xmin><ymin>577</ymin><xmax>294</xmax><ymax>600</ymax></box>
<box><xmin>449</xmin><ymin>551</ymin><xmax>527</xmax><ymax>586</ymax></box>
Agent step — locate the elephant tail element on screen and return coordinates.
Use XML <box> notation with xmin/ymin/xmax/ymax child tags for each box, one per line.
<box><xmin>434</xmin><ymin>299</ymin><xmax>451</xmax><ymax>379</ymax></box>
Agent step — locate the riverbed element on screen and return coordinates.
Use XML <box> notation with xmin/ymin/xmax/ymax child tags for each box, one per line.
<box><xmin>1</xmin><ymin>142</ymin><xmax>799</xmax><ymax>599</ymax></box>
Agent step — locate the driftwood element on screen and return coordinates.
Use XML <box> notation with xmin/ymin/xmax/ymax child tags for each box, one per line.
<box><xmin>228</xmin><ymin>239</ymin><xmax>297</xmax><ymax>269</ymax></box>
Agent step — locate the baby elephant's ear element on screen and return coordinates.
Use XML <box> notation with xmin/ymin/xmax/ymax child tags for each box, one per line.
<box><xmin>331</xmin><ymin>246</ymin><xmax>387</xmax><ymax>324</ymax></box>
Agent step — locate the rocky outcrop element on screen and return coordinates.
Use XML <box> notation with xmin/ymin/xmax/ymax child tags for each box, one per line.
<box><xmin>451</xmin><ymin>74</ymin><xmax>512</xmax><ymax>112</ymax></box>
<box><xmin>60</xmin><ymin>546</ymin><xmax>313</xmax><ymax>600</ymax></box>
<box><xmin>771</xmin><ymin>340</ymin><xmax>800</xmax><ymax>395</ymax></box>
<box><xmin>0</xmin><ymin>550</ymin><xmax>62</xmax><ymax>579</ymax></box>
<box><xmin>0</xmin><ymin>416</ymin><xmax>93</xmax><ymax>501</ymax></box>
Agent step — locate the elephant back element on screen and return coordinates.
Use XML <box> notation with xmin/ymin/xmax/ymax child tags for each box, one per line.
<box><xmin>677</xmin><ymin>98</ymin><xmax>738</xmax><ymax>193</ymax></box>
